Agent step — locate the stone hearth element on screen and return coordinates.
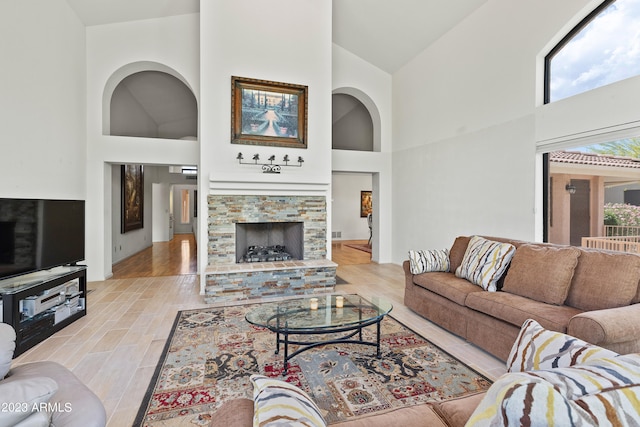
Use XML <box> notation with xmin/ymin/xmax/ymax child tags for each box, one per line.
<box><xmin>205</xmin><ymin>195</ymin><xmax>336</xmax><ymax>302</ymax></box>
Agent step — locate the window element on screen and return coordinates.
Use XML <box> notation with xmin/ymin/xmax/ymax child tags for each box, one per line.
<box><xmin>545</xmin><ymin>0</ymin><xmax>640</xmax><ymax>103</ymax></box>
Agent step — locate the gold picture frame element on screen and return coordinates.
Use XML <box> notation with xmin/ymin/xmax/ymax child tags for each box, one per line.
<box><xmin>231</xmin><ymin>76</ymin><xmax>308</xmax><ymax>148</ymax></box>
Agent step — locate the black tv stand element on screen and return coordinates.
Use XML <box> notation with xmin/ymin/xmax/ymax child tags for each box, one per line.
<box><xmin>0</xmin><ymin>266</ymin><xmax>87</xmax><ymax>357</ymax></box>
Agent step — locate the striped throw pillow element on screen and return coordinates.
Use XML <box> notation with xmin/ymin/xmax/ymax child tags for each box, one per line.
<box><xmin>455</xmin><ymin>236</ymin><xmax>515</xmax><ymax>291</ymax></box>
<box><xmin>251</xmin><ymin>374</ymin><xmax>326</xmax><ymax>427</ymax></box>
<box><xmin>408</xmin><ymin>249</ymin><xmax>450</xmax><ymax>274</ymax></box>
<box><xmin>467</xmin><ymin>355</ymin><xmax>640</xmax><ymax>427</ymax></box>
<box><xmin>507</xmin><ymin>319</ymin><xmax>617</xmax><ymax>373</ymax></box>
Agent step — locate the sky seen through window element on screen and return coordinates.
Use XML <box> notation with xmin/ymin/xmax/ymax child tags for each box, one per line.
<box><xmin>550</xmin><ymin>0</ymin><xmax>640</xmax><ymax>102</ymax></box>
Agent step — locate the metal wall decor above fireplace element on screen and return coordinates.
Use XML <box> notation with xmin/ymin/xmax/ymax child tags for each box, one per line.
<box><xmin>236</xmin><ymin>222</ymin><xmax>304</xmax><ymax>263</ymax></box>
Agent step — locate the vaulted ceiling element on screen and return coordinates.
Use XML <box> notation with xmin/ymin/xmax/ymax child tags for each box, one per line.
<box><xmin>66</xmin><ymin>0</ymin><xmax>488</xmax><ymax>74</ymax></box>
<box><xmin>65</xmin><ymin>0</ymin><xmax>489</xmax><ymax>139</ymax></box>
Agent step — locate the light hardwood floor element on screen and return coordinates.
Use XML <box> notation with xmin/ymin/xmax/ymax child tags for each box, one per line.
<box><xmin>13</xmin><ymin>239</ymin><xmax>505</xmax><ymax>426</ymax></box>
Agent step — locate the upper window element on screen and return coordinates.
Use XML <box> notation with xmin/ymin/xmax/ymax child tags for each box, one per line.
<box><xmin>546</xmin><ymin>0</ymin><xmax>640</xmax><ymax>103</ymax></box>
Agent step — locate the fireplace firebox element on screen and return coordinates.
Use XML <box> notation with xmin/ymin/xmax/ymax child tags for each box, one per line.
<box><xmin>235</xmin><ymin>222</ymin><xmax>303</xmax><ymax>263</ymax></box>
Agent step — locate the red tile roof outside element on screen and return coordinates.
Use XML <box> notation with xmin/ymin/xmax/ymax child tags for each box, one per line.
<box><xmin>550</xmin><ymin>151</ymin><xmax>640</xmax><ymax>169</ymax></box>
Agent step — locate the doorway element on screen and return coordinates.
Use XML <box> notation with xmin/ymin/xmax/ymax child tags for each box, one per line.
<box><xmin>569</xmin><ymin>179</ymin><xmax>591</xmax><ymax>246</ymax></box>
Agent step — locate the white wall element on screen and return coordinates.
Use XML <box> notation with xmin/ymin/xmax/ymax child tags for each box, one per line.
<box><xmin>390</xmin><ymin>0</ymin><xmax>605</xmax><ymax>263</ymax></box>
<box><xmin>332</xmin><ymin>44</ymin><xmax>393</xmax><ymax>262</ymax></box>
<box><xmin>110</xmin><ymin>85</ymin><xmax>159</xmax><ymax>138</ymax></box>
<box><xmin>85</xmin><ymin>14</ymin><xmax>200</xmax><ymax>280</ymax></box>
<box><xmin>201</xmin><ymin>1</ymin><xmax>332</xmax><ymax>186</ymax></box>
<box><xmin>332</xmin><ymin>173</ymin><xmax>372</xmax><ymax>240</ymax></box>
<box><xmin>152</xmin><ymin>182</ymin><xmax>171</xmax><ymax>243</ymax></box>
<box><xmin>200</xmin><ymin>0</ymin><xmax>333</xmax><ymax>291</ymax></box>
<box><xmin>0</xmin><ymin>0</ymin><xmax>85</xmax><ymax>200</ymax></box>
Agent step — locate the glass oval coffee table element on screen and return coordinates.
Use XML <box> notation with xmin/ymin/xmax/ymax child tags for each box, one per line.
<box><xmin>246</xmin><ymin>294</ymin><xmax>392</xmax><ymax>374</ymax></box>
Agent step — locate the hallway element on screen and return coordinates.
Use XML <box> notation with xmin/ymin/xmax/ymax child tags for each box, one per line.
<box><xmin>111</xmin><ymin>234</ymin><xmax>197</xmax><ymax>279</ymax></box>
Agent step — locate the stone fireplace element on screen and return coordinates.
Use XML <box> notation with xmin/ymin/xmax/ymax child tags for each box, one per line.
<box><xmin>205</xmin><ymin>195</ymin><xmax>336</xmax><ymax>302</ymax></box>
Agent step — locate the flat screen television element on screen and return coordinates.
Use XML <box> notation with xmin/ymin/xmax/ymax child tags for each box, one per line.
<box><xmin>0</xmin><ymin>198</ymin><xmax>85</xmax><ymax>280</ymax></box>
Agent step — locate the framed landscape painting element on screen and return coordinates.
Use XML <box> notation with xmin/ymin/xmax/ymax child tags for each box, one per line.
<box><xmin>231</xmin><ymin>76</ymin><xmax>308</xmax><ymax>148</ymax></box>
<box><xmin>121</xmin><ymin>164</ymin><xmax>144</xmax><ymax>233</ymax></box>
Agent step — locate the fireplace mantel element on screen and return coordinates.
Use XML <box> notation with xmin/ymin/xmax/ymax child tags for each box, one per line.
<box><xmin>208</xmin><ymin>172</ymin><xmax>330</xmax><ymax>193</ymax></box>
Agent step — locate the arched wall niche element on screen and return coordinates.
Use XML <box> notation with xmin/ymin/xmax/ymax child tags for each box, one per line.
<box><xmin>332</xmin><ymin>87</ymin><xmax>381</xmax><ymax>152</ymax></box>
<box><xmin>102</xmin><ymin>61</ymin><xmax>198</xmax><ymax>139</ymax></box>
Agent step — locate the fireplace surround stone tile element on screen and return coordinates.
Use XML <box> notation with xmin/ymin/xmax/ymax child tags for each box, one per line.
<box><xmin>206</xmin><ymin>195</ymin><xmax>335</xmax><ymax>302</ymax></box>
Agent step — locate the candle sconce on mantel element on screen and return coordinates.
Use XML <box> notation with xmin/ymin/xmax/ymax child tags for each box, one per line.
<box><xmin>236</xmin><ymin>152</ymin><xmax>304</xmax><ymax>174</ymax></box>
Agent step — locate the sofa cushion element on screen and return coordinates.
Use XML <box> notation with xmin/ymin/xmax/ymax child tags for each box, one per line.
<box><xmin>465</xmin><ymin>291</ymin><xmax>582</xmax><ymax>333</ymax></box>
<box><xmin>565</xmin><ymin>249</ymin><xmax>640</xmax><ymax>311</ymax></box>
<box><xmin>413</xmin><ymin>272</ymin><xmax>483</xmax><ymax>306</ymax></box>
<box><xmin>251</xmin><ymin>374</ymin><xmax>326</xmax><ymax>427</ymax></box>
<box><xmin>502</xmin><ymin>244</ymin><xmax>580</xmax><ymax>305</ymax></box>
<box><xmin>0</xmin><ymin>323</ymin><xmax>16</xmax><ymax>379</ymax></box>
<box><xmin>0</xmin><ymin>376</ymin><xmax>58</xmax><ymax>427</ymax></box>
<box><xmin>455</xmin><ymin>236</ymin><xmax>516</xmax><ymax>292</ymax></box>
<box><xmin>448</xmin><ymin>236</ymin><xmax>471</xmax><ymax>272</ymax></box>
<box><xmin>210</xmin><ymin>398</ymin><xmax>254</xmax><ymax>427</ymax></box>
<box><xmin>430</xmin><ymin>392</ymin><xmax>485</xmax><ymax>427</ymax></box>
<box><xmin>506</xmin><ymin>319</ymin><xmax>617</xmax><ymax>373</ymax></box>
<box><xmin>408</xmin><ymin>249</ymin><xmax>450</xmax><ymax>274</ymax></box>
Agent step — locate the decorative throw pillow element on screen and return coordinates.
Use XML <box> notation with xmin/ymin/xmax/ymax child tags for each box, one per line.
<box><xmin>455</xmin><ymin>236</ymin><xmax>515</xmax><ymax>292</ymax></box>
<box><xmin>506</xmin><ymin>319</ymin><xmax>618</xmax><ymax>373</ymax></box>
<box><xmin>573</xmin><ymin>384</ymin><xmax>640</xmax><ymax>424</ymax></box>
<box><xmin>251</xmin><ymin>374</ymin><xmax>326</xmax><ymax>427</ymax></box>
<box><xmin>408</xmin><ymin>249</ymin><xmax>450</xmax><ymax>274</ymax></box>
<box><xmin>502</xmin><ymin>244</ymin><xmax>580</xmax><ymax>305</ymax></box>
<box><xmin>0</xmin><ymin>376</ymin><xmax>58</xmax><ymax>427</ymax></box>
<box><xmin>467</xmin><ymin>354</ymin><xmax>640</xmax><ymax>427</ymax></box>
<box><xmin>0</xmin><ymin>323</ymin><xmax>16</xmax><ymax>379</ymax></box>
<box><xmin>465</xmin><ymin>372</ymin><xmax>594</xmax><ymax>427</ymax></box>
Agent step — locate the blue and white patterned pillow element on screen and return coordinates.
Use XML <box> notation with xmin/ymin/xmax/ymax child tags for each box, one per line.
<box><xmin>251</xmin><ymin>374</ymin><xmax>326</xmax><ymax>427</ymax></box>
<box><xmin>408</xmin><ymin>249</ymin><xmax>450</xmax><ymax>274</ymax></box>
<box><xmin>455</xmin><ymin>236</ymin><xmax>515</xmax><ymax>291</ymax></box>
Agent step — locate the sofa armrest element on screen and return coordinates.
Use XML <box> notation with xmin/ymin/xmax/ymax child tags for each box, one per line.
<box><xmin>8</xmin><ymin>361</ymin><xmax>106</xmax><ymax>427</ymax></box>
<box><xmin>568</xmin><ymin>304</ymin><xmax>640</xmax><ymax>349</ymax></box>
<box><xmin>403</xmin><ymin>260</ymin><xmax>413</xmax><ymax>286</ymax></box>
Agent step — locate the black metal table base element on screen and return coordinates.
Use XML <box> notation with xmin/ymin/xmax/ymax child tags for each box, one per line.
<box><xmin>275</xmin><ymin>316</ymin><xmax>384</xmax><ymax>375</ymax></box>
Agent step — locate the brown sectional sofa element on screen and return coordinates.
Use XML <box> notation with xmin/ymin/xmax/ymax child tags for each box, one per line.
<box><xmin>404</xmin><ymin>235</ymin><xmax>640</xmax><ymax>361</ymax></box>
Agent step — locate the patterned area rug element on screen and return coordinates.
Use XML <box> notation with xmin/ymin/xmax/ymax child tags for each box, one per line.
<box><xmin>134</xmin><ymin>302</ymin><xmax>492</xmax><ymax>426</ymax></box>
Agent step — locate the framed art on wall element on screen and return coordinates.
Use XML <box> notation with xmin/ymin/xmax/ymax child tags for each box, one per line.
<box><xmin>121</xmin><ymin>164</ymin><xmax>144</xmax><ymax>233</ymax></box>
<box><xmin>361</xmin><ymin>191</ymin><xmax>372</xmax><ymax>218</ymax></box>
<box><xmin>231</xmin><ymin>76</ymin><xmax>308</xmax><ymax>148</ymax></box>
